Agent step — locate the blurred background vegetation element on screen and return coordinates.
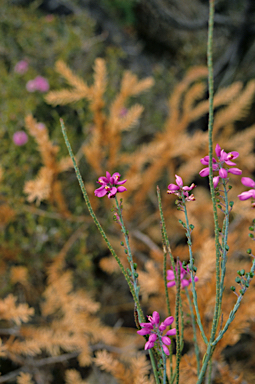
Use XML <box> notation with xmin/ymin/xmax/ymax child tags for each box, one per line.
<box><xmin>1</xmin><ymin>0</ymin><xmax>255</xmax><ymax>383</ymax></box>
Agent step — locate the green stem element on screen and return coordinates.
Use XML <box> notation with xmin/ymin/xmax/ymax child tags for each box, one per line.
<box><xmin>207</xmin><ymin>0</ymin><xmax>221</xmax><ymax>343</ymax></box>
<box><xmin>185</xmin><ymin>287</ymin><xmax>200</xmax><ymax>375</ymax></box>
<box><xmin>213</xmin><ymin>257</ymin><xmax>255</xmax><ymax>346</ymax></box>
<box><xmin>161</xmin><ymin>223</ymin><xmax>173</xmax><ymax>379</ymax></box>
<box><xmin>157</xmin><ymin>187</ymin><xmax>176</xmax><ymax>275</ymax></box>
<box><xmin>218</xmin><ymin>180</ymin><xmax>230</xmax><ymax>326</ymax></box>
<box><xmin>149</xmin><ymin>350</ymin><xmax>160</xmax><ymax>384</ymax></box>
<box><xmin>197</xmin><ymin>1</ymin><xmax>219</xmax><ymax>382</ymax></box>
<box><xmin>157</xmin><ymin>186</ymin><xmax>175</xmax><ymax>380</ymax></box>
<box><xmin>180</xmin><ymin>297</ymin><xmax>184</xmax><ymax>353</ymax></box>
<box><xmin>175</xmin><ymin>259</ymin><xmax>181</xmax><ymax>384</ymax></box>
<box><xmin>206</xmin><ymin>358</ymin><xmax>213</xmax><ymax>384</ymax></box>
<box><xmin>114</xmin><ymin>197</ymin><xmax>140</xmax><ymax>302</ymax></box>
<box><xmin>182</xmin><ymin>200</ymin><xmax>208</xmax><ymax>345</ymax></box>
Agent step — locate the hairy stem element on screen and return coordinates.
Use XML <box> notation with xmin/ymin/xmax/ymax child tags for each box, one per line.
<box><xmin>185</xmin><ymin>287</ymin><xmax>200</xmax><ymax>375</ymax></box>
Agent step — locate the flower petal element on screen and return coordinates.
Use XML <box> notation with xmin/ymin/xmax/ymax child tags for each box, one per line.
<box><xmin>228</xmin><ymin>168</ymin><xmax>242</xmax><ymax>175</ymax></box>
<box><xmin>167</xmin><ymin>281</ymin><xmax>176</xmax><ymax>287</ymax></box>
<box><xmin>167</xmin><ymin>184</ymin><xmax>179</xmax><ymax>191</ymax></box>
<box><xmin>199</xmin><ymin>168</ymin><xmax>210</xmax><ymax>177</ymax></box>
<box><xmin>145</xmin><ymin>341</ymin><xmax>154</xmax><ymax>350</ymax></box>
<box><xmin>225</xmin><ymin>160</ymin><xmax>236</xmax><ymax>166</ymax></box>
<box><xmin>162</xmin><ymin>336</ymin><xmax>171</xmax><ymax>345</ymax></box>
<box><xmin>238</xmin><ymin>190</ymin><xmax>255</xmax><ymax>201</ymax></box>
<box><xmin>166</xmin><ymin>328</ymin><xmax>177</xmax><ymax>336</ymax></box>
<box><xmin>108</xmin><ymin>187</ymin><xmax>117</xmax><ymax>198</ymax></box>
<box><xmin>167</xmin><ymin>270</ymin><xmax>175</xmax><ymax>279</ymax></box>
<box><xmin>175</xmin><ymin>175</ymin><xmax>183</xmax><ymax>187</ymax></box>
<box><xmin>227</xmin><ymin>151</ymin><xmax>239</xmax><ymax>160</ymax></box>
<box><xmin>94</xmin><ymin>186</ymin><xmax>107</xmax><ymax>197</ymax></box>
<box><xmin>117</xmin><ymin>186</ymin><xmax>127</xmax><ymax>193</ymax></box>
<box><xmin>148</xmin><ymin>333</ymin><xmax>157</xmax><ymax>342</ymax></box>
<box><xmin>140</xmin><ymin>322</ymin><xmax>153</xmax><ymax>329</ymax></box>
<box><xmin>106</xmin><ymin>171</ymin><xmax>112</xmax><ymax>181</ymax></box>
<box><xmin>219</xmin><ymin>168</ymin><xmax>228</xmax><ymax>178</ymax></box>
<box><xmin>159</xmin><ymin>323</ymin><xmax>166</xmax><ymax>331</ymax></box>
<box><xmin>137</xmin><ymin>328</ymin><xmax>151</xmax><ymax>335</ymax></box>
<box><xmin>152</xmin><ymin>311</ymin><xmax>160</xmax><ymax>325</ymax></box>
<box><xmin>241</xmin><ymin>177</ymin><xmax>255</xmax><ymax>188</ymax></box>
<box><xmin>163</xmin><ymin>316</ymin><xmax>174</xmax><ymax>326</ymax></box>
<box><xmin>116</xmin><ymin>179</ymin><xmax>127</xmax><ymax>185</ymax></box>
<box><xmin>162</xmin><ymin>344</ymin><xmax>170</xmax><ymax>355</ymax></box>
<box><xmin>215</xmin><ymin>144</ymin><xmax>221</xmax><ymax>157</ymax></box>
<box><xmin>213</xmin><ymin>176</ymin><xmax>220</xmax><ymax>188</ymax></box>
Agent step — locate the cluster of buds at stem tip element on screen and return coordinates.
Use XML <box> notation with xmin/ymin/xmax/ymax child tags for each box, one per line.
<box><xmin>137</xmin><ymin>311</ymin><xmax>176</xmax><ymax>355</ymax></box>
<box><xmin>231</xmin><ymin>268</ymin><xmax>254</xmax><ymax>296</ymax></box>
<box><xmin>199</xmin><ymin>144</ymin><xmax>242</xmax><ymax>188</ymax></box>
<box><xmin>167</xmin><ymin>175</ymin><xmax>196</xmax><ymax>207</ymax></box>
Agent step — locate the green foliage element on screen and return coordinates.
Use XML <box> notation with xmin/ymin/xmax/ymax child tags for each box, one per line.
<box><xmin>100</xmin><ymin>0</ymin><xmax>137</xmax><ymax>26</ymax></box>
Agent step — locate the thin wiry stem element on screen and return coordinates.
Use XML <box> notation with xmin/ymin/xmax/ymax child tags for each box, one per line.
<box><xmin>197</xmin><ymin>1</ymin><xmax>218</xmax><ymax>382</ymax></box>
<box><xmin>175</xmin><ymin>259</ymin><xmax>181</xmax><ymax>384</ymax></box>
<box><xmin>185</xmin><ymin>287</ymin><xmax>200</xmax><ymax>375</ymax></box>
<box><xmin>182</xmin><ymin>199</ymin><xmax>208</xmax><ymax>345</ymax></box>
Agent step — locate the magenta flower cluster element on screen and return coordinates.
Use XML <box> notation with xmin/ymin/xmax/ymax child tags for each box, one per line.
<box><xmin>199</xmin><ymin>144</ymin><xmax>242</xmax><ymax>188</ymax></box>
<box><xmin>167</xmin><ymin>261</ymin><xmax>198</xmax><ymax>289</ymax></box>
<box><xmin>26</xmin><ymin>76</ymin><xmax>49</xmax><ymax>93</ymax></box>
<box><xmin>94</xmin><ymin>172</ymin><xmax>127</xmax><ymax>198</ymax></box>
<box><xmin>137</xmin><ymin>311</ymin><xmax>176</xmax><ymax>355</ymax></box>
<box><xmin>167</xmin><ymin>175</ymin><xmax>196</xmax><ymax>202</ymax></box>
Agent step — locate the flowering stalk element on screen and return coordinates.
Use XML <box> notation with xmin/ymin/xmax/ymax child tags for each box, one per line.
<box><xmin>60</xmin><ymin>119</ymin><xmax>160</xmax><ymax>383</ymax></box>
<box><xmin>197</xmin><ymin>1</ymin><xmax>218</xmax><ymax>382</ymax></box>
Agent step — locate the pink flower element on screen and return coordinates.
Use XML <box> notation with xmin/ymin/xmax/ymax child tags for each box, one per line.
<box><xmin>26</xmin><ymin>76</ymin><xmax>49</xmax><ymax>93</ymax></box>
<box><xmin>94</xmin><ymin>172</ymin><xmax>127</xmax><ymax>198</ymax></box>
<box><xmin>14</xmin><ymin>60</ymin><xmax>28</xmax><ymax>74</ymax></box>
<box><xmin>199</xmin><ymin>144</ymin><xmax>242</xmax><ymax>187</ymax></box>
<box><xmin>238</xmin><ymin>177</ymin><xmax>255</xmax><ymax>206</ymax></box>
<box><xmin>167</xmin><ymin>260</ymin><xmax>198</xmax><ymax>289</ymax></box>
<box><xmin>137</xmin><ymin>311</ymin><xmax>176</xmax><ymax>355</ymax></box>
<box><xmin>167</xmin><ymin>174</ymin><xmax>196</xmax><ymax>202</ymax></box>
<box><xmin>13</xmin><ymin>131</ymin><xmax>28</xmax><ymax>146</ymax></box>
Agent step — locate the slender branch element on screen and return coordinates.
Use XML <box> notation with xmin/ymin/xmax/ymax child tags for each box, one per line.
<box><xmin>175</xmin><ymin>259</ymin><xmax>181</xmax><ymax>384</ymax></box>
<box><xmin>185</xmin><ymin>287</ymin><xmax>200</xmax><ymax>375</ymax></box>
<box><xmin>182</xmin><ymin>201</ymin><xmax>208</xmax><ymax>345</ymax></box>
<box><xmin>212</xmin><ymin>257</ymin><xmax>255</xmax><ymax>346</ymax></box>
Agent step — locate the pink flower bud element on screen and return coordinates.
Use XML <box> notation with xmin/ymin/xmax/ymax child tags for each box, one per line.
<box><xmin>241</xmin><ymin>177</ymin><xmax>255</xmax><ymax>188</ymax></box>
